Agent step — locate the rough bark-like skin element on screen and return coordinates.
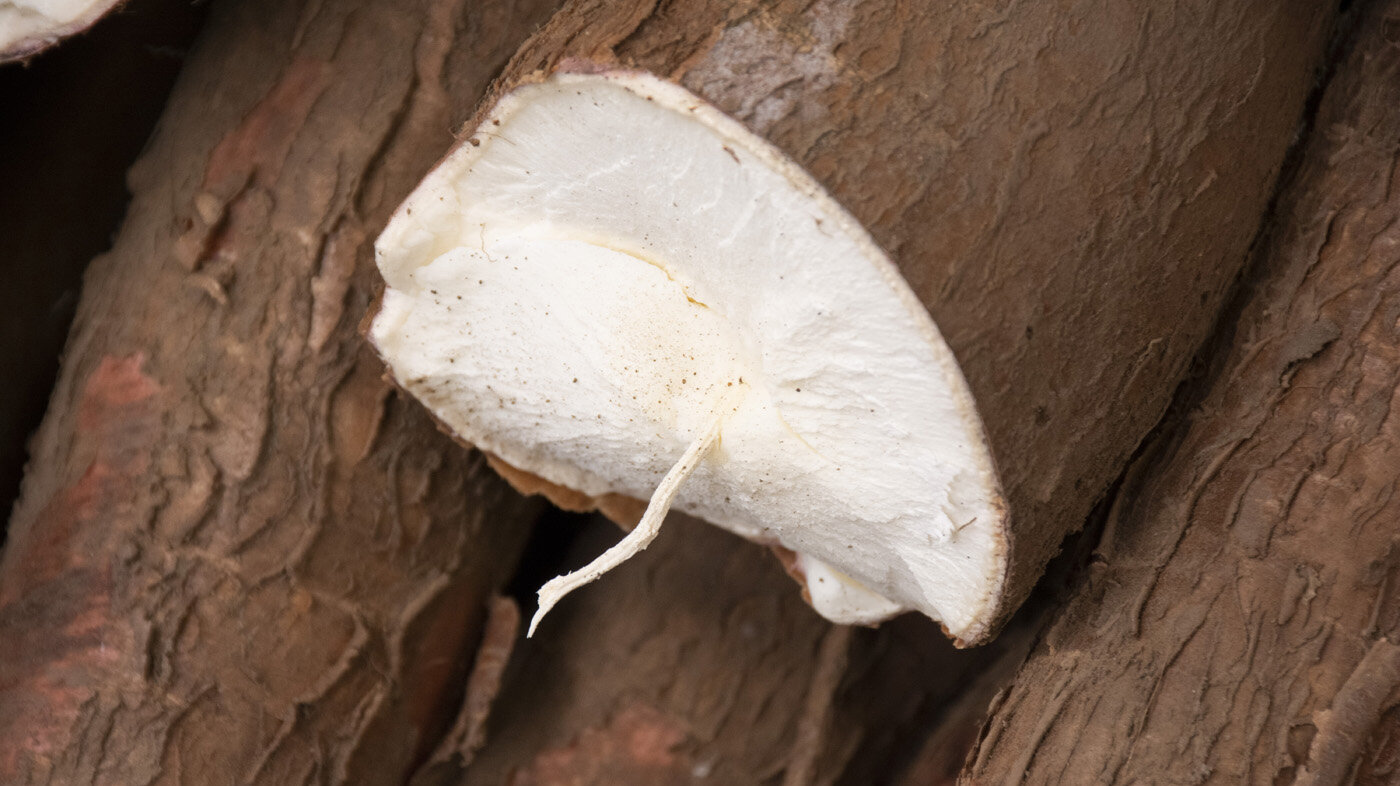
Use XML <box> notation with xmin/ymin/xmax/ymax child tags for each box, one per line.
<box><xmin>0</xmin><ymin>0</ymin><xmax>558</xmax><ymax>781</ymax></box>
<box><xmin>461</xmin><ymin>513</ymin><xmax>846</xmax><ymax>786</ymax></box>
<box><xmin>966</xmin><ymin>3</ymin><xmax>1400</xmax><ymax>782</ymax></box>
<box><xmin>456</xmin><ymin>509</ymin><xmax>1040</xmax><ymax>786</ymax></box>
<box><xmin>822</xmin><ymin>609</ymin><xmax>1039</xmax><ymax>786</ymax></box>
<box><xmin>0</xmin><ymin>0</ymin><xmax>204</xmax><ymax>528</ymax></box>
<box><xmin>894</xmin><ymin>640</ymin><xmax>1033</xmax><ymax>786</ymax></box>
<box><xmin>467</xmin><ymin>0</ymin><xmax>1335</xmax><ymax>639</ymax></box>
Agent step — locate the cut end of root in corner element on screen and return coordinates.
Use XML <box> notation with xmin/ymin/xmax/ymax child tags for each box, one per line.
<box><xmin>527</xmin><ymin>408</ymin><xmax>728</xmax><ymax>637</ymax></box>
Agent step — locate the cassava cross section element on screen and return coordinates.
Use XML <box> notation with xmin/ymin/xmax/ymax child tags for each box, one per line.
<box><xmin>369</xmin><ymin>0</ymin><xmax>1333</xmax><ymax>643</ymax></box>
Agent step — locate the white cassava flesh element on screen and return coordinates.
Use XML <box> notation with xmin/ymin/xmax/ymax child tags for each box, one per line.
<box><xmin>0</xmin><ymin>0</ymin><xmax>119</xmax><ymax>59</ymax></box>
<box><xmin>369</xmin><ymin>70</ymin><xmax>1008</xmax><ymax>642</ymax></box>
<box><xmin>529</xmin><ymin>405</ymin><xmax>727</xmax><ymax>637</ymax></box>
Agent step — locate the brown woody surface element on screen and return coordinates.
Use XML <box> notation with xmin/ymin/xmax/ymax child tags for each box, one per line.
<box><xmin>0</xmin><ymin>0</ymin><xmax>558</xmax><ymax>782</ymax></box>
<box><xmin>967</xmin><ymin>2</ymin><xmax>1400</xmax><ymax>782</ymax></box>
<box><xmin>0</xmin><ymin>0</ymin><xmax>1372</xmax><ymax>782</ymax></box>
<box><xmin>458</xmin><ymin>512</ymin><xmax>1042</xmax><ymax>786</ymax></box>
<box><xmin>463</xmin><ymin>513</ymin><xmax>838</xmax><ymax>786</ymax></box>
<box><xmin>0</xmin><ymin>0</ymin><xmax>205</xmax><ymax>527</ymax></box>
<box><xmin>456</xmin><ymin>0</ymin><xmax>1334</xmax><ymax>640</ymax></box>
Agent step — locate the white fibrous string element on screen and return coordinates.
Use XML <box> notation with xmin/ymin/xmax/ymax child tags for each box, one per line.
<box><xmin>527</xmin><ymin>407</ymin><xmax>728</xmax><ymax>637</ymax></box>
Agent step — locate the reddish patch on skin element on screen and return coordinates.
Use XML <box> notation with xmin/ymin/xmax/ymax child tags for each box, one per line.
<box><xmin>2</xmin><ymin>355</ymin><xmax>161</xmax><ymax>604</ymax></box>
<box><xmin>0</xmin><ymin>569</ymin><xmax>121</xmax><ymax>778</ymax></box>
<box><xmin>0</xmin><ymin>355</ymin><xmax>161</xmax><ymax>780</ymax></box>
<box><xmin>508</xmin><ymin>703</ymin><xmax>697</xmax><ymax>786</ymax></box>
<box><xmin>177</xmin><ymin>58</ymin><xmax>331</xmax><ymax>269</ymax></box>
<box><xmin>0</xmin><ymin>464</ymin><xmax>108</xmax><ymax>608</ymax></box>
<box><xmin>76</xmin><ymin>354</ymin><xmax>162</xmax><ymax>432</ymax></box>
<box><xmin>203</xmin><ymin>57</ymin><xmax>333</xmax><ymax>192</ymax></box>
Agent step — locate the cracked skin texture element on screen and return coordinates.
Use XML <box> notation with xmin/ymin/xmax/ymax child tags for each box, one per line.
<box><xmin>0</xmin><ymin>0</ymin><xmax>560</xmax><ymax>782</ymax></box>
<box><xmin>966</xmin><ymin>3</ymin><xmax>1400</xmax><ymax>782</ymax></box>
<box><xmin>444</xmin><ymin>0</ymin><xmax>1334</xmax><ymax>641</ymax></box>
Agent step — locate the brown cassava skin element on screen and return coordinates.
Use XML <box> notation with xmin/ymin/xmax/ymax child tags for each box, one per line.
<box><xmin>459</xmin><ymin>511</ymin><xmax>1039</xmax><ymax>786</ymax></box>
<box><xmin>460</xmin><ymin>513</ymin><xmax>848</xmax><ymax>786</ymax></box>
<box><xmin>966</xmin><ymin>2</ymin><xmax>1400</xmax><ymax>781</ymax></box>
<box><xmin>0</xmin><ymin>0</ymin><xmax>558</xmax><ymax>781</ymax></box>
<box><xmin>452</xmin><ymin>0</ymin><xmax>1335</xmax><ymax>642</ymax></box>
<box><xmin>0</xmin><ymin>0</ymin><xmax>205</xmax><ymax>528</ymax></box>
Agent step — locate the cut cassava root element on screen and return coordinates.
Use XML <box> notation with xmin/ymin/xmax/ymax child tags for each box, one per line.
<box><xmin>371</xmin><ymin>69</ymin><xmax>1005</xmax><ymax>641</ymax></box>
<box><xmin>372</xmin><ymin>0</ymin><xmax>1334</xmax><ymax>644</ymax></box>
